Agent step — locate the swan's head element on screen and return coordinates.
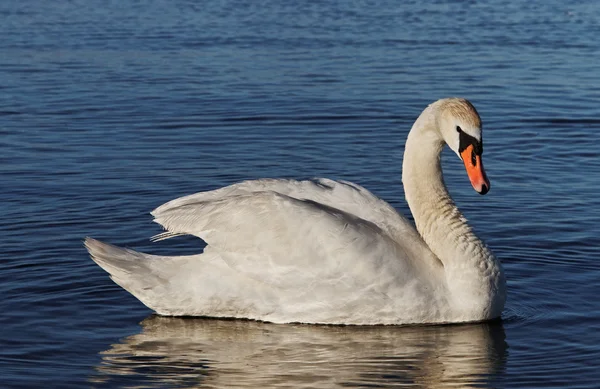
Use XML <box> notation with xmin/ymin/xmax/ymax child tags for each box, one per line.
<box><xmin>436</xmin><ymin>98</ymin><xmax>490</xmax><ymax>195</ymax></box>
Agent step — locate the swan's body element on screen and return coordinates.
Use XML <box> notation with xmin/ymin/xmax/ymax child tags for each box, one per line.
<box><xmin>86</xmin><ymin>98</ymin><xmax>506</xmax><ymax>325</ymax></box>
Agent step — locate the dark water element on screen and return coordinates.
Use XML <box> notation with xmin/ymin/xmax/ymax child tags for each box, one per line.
<box><xmin>2</xmin><ymin>0</ymin><xmax>600</xmax><ymax>387</ymax></box>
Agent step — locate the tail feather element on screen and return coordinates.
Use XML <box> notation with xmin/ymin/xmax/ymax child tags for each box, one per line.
<box><xmin>85</xmin><ymin>237</ymin><xmax>255</xmax><ymax>317</ymax></box>
<box><xmin>84</xmin><ymin>237</ymin><xmax>172</xmax><ymax>296</ymax></box>
<box><xmin>84</xmin><ymin>237</ymin><xmax>213</xmax><ymax>316</ymax></box>
<box><xmin>86</xmin><ymin>238</ymin><xmax>148</xmax><ymax>278</ymax></box>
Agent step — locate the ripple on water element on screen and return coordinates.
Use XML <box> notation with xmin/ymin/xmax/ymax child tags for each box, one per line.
<box><xmin>2</xmin><ymin>0</ymin><xmax>600</xmax><ymax>388</ymax></box>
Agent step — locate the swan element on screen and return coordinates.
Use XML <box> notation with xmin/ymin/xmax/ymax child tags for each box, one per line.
<box><xmin>85</xmin><ymin>98</ymin><xmax>506</xmax><ymax>325</ymax></box>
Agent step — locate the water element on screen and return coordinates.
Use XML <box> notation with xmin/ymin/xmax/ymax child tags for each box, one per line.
<box><xmin>2</xmin><ymin>0</ymin><xmax>600</xmax><ymax>387</ymax></box>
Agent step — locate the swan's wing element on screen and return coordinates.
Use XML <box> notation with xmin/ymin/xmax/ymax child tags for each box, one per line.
<box><xmin>152</xmin><ymin>178</ymin><xmax>419</xmax><ymax>244</ymax></box>
<box><xmin>151</xmin><ymin>191</ymin><xmax>435</xmax><ymax>294</ymax></box>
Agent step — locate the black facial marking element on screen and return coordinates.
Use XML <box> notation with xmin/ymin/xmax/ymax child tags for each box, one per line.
<box><xmin>456</xmin><ymin>125</ymin><xmax>462</xmax><ymax>133</ymax></box>
<box><xmin>459</xmin><ymin>130</ymin><xmax>483</xmax><ymax>155</ymax></box>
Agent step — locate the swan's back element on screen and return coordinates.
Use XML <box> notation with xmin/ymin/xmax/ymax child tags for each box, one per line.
<box><xmin>153</xmin><ymin>178</ymin><xmax>414</xmax><ymax>241</ymax></box>
<box><xmin>87</xmin><ymin>178</ymin><xmax>446</xmax><ymax>324</ymax></box>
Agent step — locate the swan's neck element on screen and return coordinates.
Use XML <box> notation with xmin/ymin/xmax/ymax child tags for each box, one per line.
<box><xmin>402</xmin><ymin>107</ymin><xmax>505</xmax><ymax>316</ymax></box>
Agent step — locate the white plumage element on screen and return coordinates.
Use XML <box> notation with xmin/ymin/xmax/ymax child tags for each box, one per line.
<box><xmin>86</xmin><ymin>98</ymin><xmax>506</xmax><ymax>325</ymax></box>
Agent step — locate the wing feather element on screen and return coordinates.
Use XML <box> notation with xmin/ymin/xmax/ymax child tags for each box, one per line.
<box><xmin>152</xmin><ymin>190</ymin><xmax>417</xmax><ymax>292</ymax></box>
<box><xmin>152</xmin><ymin>178</ymin><xmax>419</xmax><ymax>243</ymax></box>
<box><xmin>150</xmin><ymin>179</ymin><xmax>443</xmax><ymax>314</ymax></box>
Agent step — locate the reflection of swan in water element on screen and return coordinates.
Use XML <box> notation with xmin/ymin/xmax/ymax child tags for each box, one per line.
<box><xmin>91</xmin><ymin>317</ymin><xmax>507</xmax><ymax>388</ymax></box>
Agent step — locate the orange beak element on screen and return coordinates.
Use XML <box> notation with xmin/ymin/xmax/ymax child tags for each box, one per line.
<box><xmin>460</xmin><ymin>144</ymin><xmax>490</xmax><ymax>195</ymax></box>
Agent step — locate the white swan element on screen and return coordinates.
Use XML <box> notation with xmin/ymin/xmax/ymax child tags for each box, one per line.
<box><xmin>85</xmin><ymin>98</ymin><xmax>506</xmax><ymax>325</ymax></box>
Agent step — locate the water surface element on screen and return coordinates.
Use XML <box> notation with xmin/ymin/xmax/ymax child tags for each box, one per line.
<box><xmin>2</xmin><ymin>0</ymin><xmax>600</xmax><ymax>387</ymax></box>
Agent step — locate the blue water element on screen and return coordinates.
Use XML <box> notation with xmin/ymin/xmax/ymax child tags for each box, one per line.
<box><xmin>2</xmin><ymin>0</ymin><xmax>600</xmax><ymax>387</ymax></box>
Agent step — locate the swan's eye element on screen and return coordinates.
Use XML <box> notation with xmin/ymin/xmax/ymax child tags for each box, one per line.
<box><xmin>456</xmin><ymin>126</ymin><xmax>462</xmax><ymax>133</ymax></box>
<box><xmin>471</xmin><ymin>149</ymin><xmax>477</xmax><ymax>166</ymax></box>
